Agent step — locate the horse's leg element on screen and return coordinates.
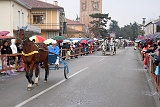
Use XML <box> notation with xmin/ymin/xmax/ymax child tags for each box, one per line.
<box><xmin>25</xmin><ymin>64</ymin><xmax>33</xmax><ymax>90</ymax></box>
<box><xmin>43</xmin><ymin>61</ymin><xmax>49</xmax><ymax>82</ymax></box>
<box><xmin>34</xmin><ymin>64</ymin><xmax>39</xmax><ymax>86</ymax></box>
<box><xmin>29</xmin><ymin>62</ymin><xmax>35</xmax><ymax>85</ymax></box>
<box><xmin>27</xmin><ymin>62</ymin><xmax>35</xmax><ymax>90</ymax></box>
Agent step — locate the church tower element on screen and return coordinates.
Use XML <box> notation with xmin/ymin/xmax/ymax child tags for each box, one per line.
<box><xmin>80</xmin><ymin>0</ymin><xmax>102</xmax><ymax>27</ymax></box>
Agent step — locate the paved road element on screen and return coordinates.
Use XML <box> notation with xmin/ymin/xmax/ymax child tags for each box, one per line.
<box><xmin>0</xmin><ymin>47</ymin><xmax>159</xmax><ymax>107</ymax></box>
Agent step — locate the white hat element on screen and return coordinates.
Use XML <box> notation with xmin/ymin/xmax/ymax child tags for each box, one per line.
<box><xmin>52</xmin><ymin>40</ymin><xmax>57</xmax><ymax>44</ymax></box>
<box><xmin>11</xmin><ymin>39</ymin><xmax>16</xmax><ymax>44</ymax></box>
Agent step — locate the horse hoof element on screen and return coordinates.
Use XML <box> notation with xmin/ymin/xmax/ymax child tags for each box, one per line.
<box><xmin>27</xmin><ymin>83</ymin><xmax>32</xmax><ymax>90</ymax></box>
<box><xmin>44</xmin><ymin>80</ymin><xmax>47</xmax><ymax>82</ymax></box>
<box><xmin>27</xmin><ymin>87</ymin><xmax>32</xmax><ymax>91</ymax></box>
<box><xmin>34</xmin><ymin>78</ymin><xmax>39</xmax><ymax>86</ymax></box>
<box><xmin>35</xmin><ymin>83</ymin><xmax>38</xmax><ymax>86</ymax></box>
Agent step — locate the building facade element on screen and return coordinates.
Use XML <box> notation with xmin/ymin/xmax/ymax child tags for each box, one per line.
<box><xmin>0</xmin><ymin>0</ymin><xmax>65</xmax><ymax>39</ymax></box>
<box><xmin>22</xmin><ymin>0</ymin><xmax>65</xmax><ymax>39</ymax></box>
<box><xmin>0</xmin><ymin>0</ymin><xmax>33</xmax><ymax>36</ymax></box>
<box><xmin>80</xmin><ymin>0</ymin><xmax>102</xmax><ymax>27</ymax></box>
<box><xmin>144</xmin><ymin>18</ymin><xmax>160</xmax><ymax>36</ymax></box>
<box><xmin>65</xmin><ymin>18</ymin><xmax>84</xmax><ymax>38</ymax></box>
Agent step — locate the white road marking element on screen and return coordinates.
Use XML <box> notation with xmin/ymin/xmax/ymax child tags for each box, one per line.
<box><xmin>99</xmin><ymin>58</ymin><xmax>105</xmax><ymax>61</ymax></box>
<box><xmin>84</xmin><ymin>56</ymin><xmax>108</xmax><ymax>58</ymax></box>
<box><xmin>69</xmin><ymin>67</ymin><xmax>88</xmax><ymax>78</ymax></box>
<box><xmin>14</xmin><ymin>67</ymin><xmax>89</xmax><ymax>107</ymax></box>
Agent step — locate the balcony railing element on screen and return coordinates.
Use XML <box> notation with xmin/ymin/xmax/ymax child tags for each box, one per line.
<box><xmin>29</xmin><ymin>23</ymin><xmax>61</xmax><ymax>30</ymax></box>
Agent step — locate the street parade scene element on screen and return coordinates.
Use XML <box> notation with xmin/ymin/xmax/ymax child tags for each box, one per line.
<box><xmin>0</xmin><ymin>0</ymin><xmax>160</xmax><ymax>107</ymax></box>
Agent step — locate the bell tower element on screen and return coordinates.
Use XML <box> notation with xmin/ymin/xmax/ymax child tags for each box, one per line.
<box><xmin>80</xmin><ymin>0</ymin><xmax>102</xmax><ymax>27</ymax></box>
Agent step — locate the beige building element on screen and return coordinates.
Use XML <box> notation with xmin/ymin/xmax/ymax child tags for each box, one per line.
<box><xmin>80</xmin><ymin>0</ymin><xmax>102</xmax><ymax>28</ymax></box>
<box><xmin>0</xmin><ymin>0</ymin><xmax>65</xmax><ymax>39</ymax></box>
<box><xmin>22</xmin><ymin>0</ymin><xmax>65</xmax><ymax>39</ymax></box>
<box><xmin>65</xmin><ymin>18</ymin><xmax>84</xmax><ymax>38</ymax></box>
<box><xmin>0</xmin><ymin>0</ymin><xmax>39</xmax><ymax>36</ymax></box>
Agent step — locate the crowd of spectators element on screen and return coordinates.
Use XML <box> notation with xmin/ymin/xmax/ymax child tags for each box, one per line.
<box><xmin>0</xmin><ymin>38</ymin><xmax>100</xmax><ymax>74</ymax></box>
<box><xmin>0</xmin><ymin>39</ymin><xmax>21</xmax><ymax>75</ymax></box>
<box><xmin>139</xmin><ymin>39</ymin><xmax>160</xmax><ymax>71</ymax></box>
<box><xmin>59</xmin><ymin>40</ymin><xmax>99</xmax><ymax>60</ymax></box>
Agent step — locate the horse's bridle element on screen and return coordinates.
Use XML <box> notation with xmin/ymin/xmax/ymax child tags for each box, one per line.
<box><xmin>16</xmin><ymin>29</ymin><xmax>27</xmax><ymax>45</ymax></box>
<box><xmin>16</xmin><ymin>29</ymin><xmax>42</xmax><ymax>63</ymax></box>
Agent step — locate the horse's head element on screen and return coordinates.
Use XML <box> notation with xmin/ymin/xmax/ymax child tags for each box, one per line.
<box><xmin>16</xmin><ymin>26</ymin><xmax>28</xmax><ymax>44</ymax></box>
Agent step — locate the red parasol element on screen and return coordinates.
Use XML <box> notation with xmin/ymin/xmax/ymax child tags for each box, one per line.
<box><xmin>29</xmin><ymin>35</ymin><xmax>45</xmax><ymax>43</ymax></box>
<box><xmin>0</xmin><ymin>35</ymin><xmax>14</xmax><ymax>39</ymax></box>
<box><xmin>56</xmin><ymin>40</ymin><xmax>63</xmax><ymax>43</ymax></box>
<box><xmin>80</xmin><ymin>40</ymin><xmax>88</xmax><ymax>44</ymax></box>
<box><xmin>0</xmin><ymin>31</ymin><xmax>10</xmax><ymax>36</ymax></box>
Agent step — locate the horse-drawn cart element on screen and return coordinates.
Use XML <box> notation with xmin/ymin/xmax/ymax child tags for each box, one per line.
<box><xmin>48</xmin><ymin>54</ymin><xmax>69</xmax><ymax>79</ymax></box>
<box><xmin>101</xmin><ymin>38</ymin><xmax>116</xmax><ymax>56</ymax></box>
<box><xmin>15</xmin><ymin>27</ymin><xmax>70</xmax><ymax>90</ymax></box>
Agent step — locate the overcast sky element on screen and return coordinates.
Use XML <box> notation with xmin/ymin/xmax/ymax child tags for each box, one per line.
<box><xmin>41</xmin><ymin>0</ymin><xmax>160</xmax><ymax>27</ymax></box>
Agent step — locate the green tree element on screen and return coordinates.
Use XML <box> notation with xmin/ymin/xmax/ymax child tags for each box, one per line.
<box><xmin>108</xmin><ymin>20</ymin><xmax>120</xmax><ymax>38</ymax></box>
<box><xmin>89</xmin><ymin>13</ymin><xmax>111</xmax><ymax>38</ymax></box>
<box><xmin>119</xmin><ymin>22</ymin><xmax>143</xmax><ymax>40</ymax></box>
<box><xmin>108</xmin><ymin>20</ymin><xmax>143</xmax><ymax>40</ymax></box>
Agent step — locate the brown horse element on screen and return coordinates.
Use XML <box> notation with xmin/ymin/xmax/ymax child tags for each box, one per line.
<box><xmin>16</xmin><ymin>28</ymin><xmax>49</xmax><ymax>90</ymax></box>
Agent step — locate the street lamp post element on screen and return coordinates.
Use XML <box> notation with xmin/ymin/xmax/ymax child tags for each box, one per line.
<box><xmin>142</xmin><ymin>18</ymin><xmax>146</xmax><ymax>25</ymax></box>
<box><xmin>152</xmin><ymin>21</ymin><xmax>155</xmax><ymax>34</ymax></box>
<box><xmin>142</xmin><ymin>18</ymin><xmax>146</xmax><ymax>35</ymax></box>
<box><xmin>60</xmin><ymin>12</ymin><xmax>65</xmax><ymax>36</ymax></box>
<box><xmin>61</xmin><ymin>21</ymin><xmax>63</xmax><ymax>36</ymax></box>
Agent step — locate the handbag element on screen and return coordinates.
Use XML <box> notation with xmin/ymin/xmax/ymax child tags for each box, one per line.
<box><xmin>155</xmin><ymin>66</ymin><xmax>160</xmax><ymax>76</ymax></box>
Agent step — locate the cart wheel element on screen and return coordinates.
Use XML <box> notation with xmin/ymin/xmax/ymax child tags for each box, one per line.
<box><xmin>64</xmin><ymin>67</ymin><xmax>69</xmax><ymax>79</ymax></box>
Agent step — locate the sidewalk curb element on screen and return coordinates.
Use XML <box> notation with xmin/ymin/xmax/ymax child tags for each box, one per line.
<box><xmin>137</xmin><ymin>50</ymin><xmax>160</xmax><ymax>107</ymax></box>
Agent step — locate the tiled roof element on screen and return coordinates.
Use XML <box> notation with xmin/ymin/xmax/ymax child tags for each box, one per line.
<box><xmin>15</xmin><ymin>0</ymin><xmax>31</xmax><ymax>9</ymax></box>
<box><xmin>66</xmin><ymin>18</ymin><xmax>84</xmax><ymax>25</ymax></box>
<box><xmin>67</xmin><ymin>27</ymin><xmax>84</xmax><ymax>33</ymax></box>
<box><xmin>21</xmin><ymin>0</ymin><xmax>64</xmax><ymax>10</ymax></box>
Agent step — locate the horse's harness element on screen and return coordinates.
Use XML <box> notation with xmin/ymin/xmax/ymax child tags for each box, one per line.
<box><xmin>21</xmin><ymin>51</ymin><xmax>39</xmax><ymax>56</ymax></box>
<box><xmin>16</xmin><ymin>30</ymin><xmax>42</xmax><ymax>63</ymax></box>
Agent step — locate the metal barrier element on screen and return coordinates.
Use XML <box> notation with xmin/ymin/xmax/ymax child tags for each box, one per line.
<box><xmin>139</xmin><ymin>49</ymin><xmax>160</xmax><ymax>93</ymax></box>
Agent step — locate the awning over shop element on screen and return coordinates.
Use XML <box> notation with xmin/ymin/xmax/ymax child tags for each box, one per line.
<box><xmin>26</xmin><ymin>24</ymin><xmax>41</xmax><ymax>34</ymax></box>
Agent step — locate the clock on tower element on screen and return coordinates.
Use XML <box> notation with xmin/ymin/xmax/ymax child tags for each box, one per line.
<box><xmin>91</xmin><ymin>1</ymin><xmax>99</xmax><ymax>11</ymax></box>
<box><xmin>80</xmin><ymin>0</ymin><xmax>102</xmax><ymax>27</ymax></box>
